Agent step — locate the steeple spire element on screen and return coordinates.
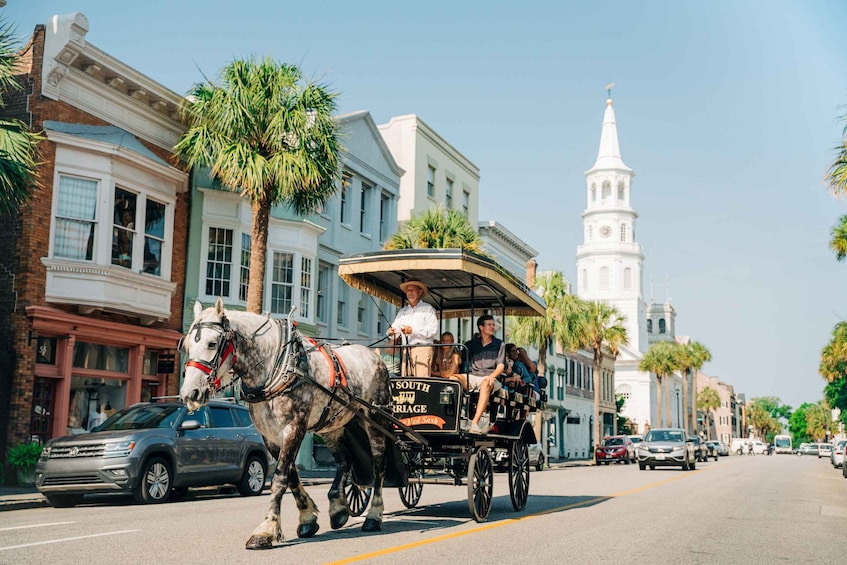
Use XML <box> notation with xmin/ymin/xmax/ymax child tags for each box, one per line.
<box><xmin>588</xmin><ymin>93</ymin><xmax>632</xmax><ymax>174</ymax></box>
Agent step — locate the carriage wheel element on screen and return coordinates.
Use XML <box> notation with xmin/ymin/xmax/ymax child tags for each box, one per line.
<box><xmin>508</xmin><ymin>441</ymin><xmax>530</xmax><ymax>511</ymax></box>
<box><xmin>344</xmin><ymin>474</ymin><xmax>372</xmax><ymax>517</ymax></box>
<box><xmin>399</xmin><ymin>452</ymin><xmax>424</xmax><ymax>508</ymax></box>
<box><xmin>467</xmin><ymin>446</ymin><xmax>494</xmax><ymax>522</ymax></box>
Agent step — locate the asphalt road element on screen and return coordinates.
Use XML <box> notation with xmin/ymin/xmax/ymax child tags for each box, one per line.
<box><xmin>1</xmin><ymin>454</ymin><xmax>845</xmax><ymax>564</ymax></box>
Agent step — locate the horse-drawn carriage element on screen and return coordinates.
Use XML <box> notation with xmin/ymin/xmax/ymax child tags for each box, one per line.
<box><xmin>180</xmin><ymin>248</ymin><xmax>546</xmax><ymax>549</ymax></box>
<box><xmin>337</xmin><ymin>248</ymin><xmax>547</xmax><ymax>522</ymax></box>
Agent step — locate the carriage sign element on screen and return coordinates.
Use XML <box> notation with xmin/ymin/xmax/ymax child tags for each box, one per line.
<box><xmin>390</xmin><ymin>377</ymin><xmax>461</xmax><ymax>433</ymax></box>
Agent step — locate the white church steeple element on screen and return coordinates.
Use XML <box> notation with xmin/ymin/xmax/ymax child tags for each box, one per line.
<box><xmin>576</xmin><ymin>95</ymin><xmax>648</xmax><ymax>354</ymax></box>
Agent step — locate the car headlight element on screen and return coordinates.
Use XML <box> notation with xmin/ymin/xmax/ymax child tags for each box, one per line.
<box><xmin>671</xmin><ymin>446</ymin><xmax>685</xmax><ymax>453</ymax></box>
<box><xmin>638</xmin><ymin>445</ymin><xmax>650</xmax><ymax>452</ymax></box>
<box><xmin>103</xmin><ymin>440</ymin><xmax>136</xmax><ymax>458</ymax></box>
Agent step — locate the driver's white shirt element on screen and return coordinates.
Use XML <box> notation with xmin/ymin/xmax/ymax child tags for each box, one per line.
<box><xmin>390</xmin><ymin>301</ymin><xmax>438</xmax><ymax>345</ymax></box>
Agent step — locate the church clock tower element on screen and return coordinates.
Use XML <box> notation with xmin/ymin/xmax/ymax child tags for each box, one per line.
<box><xmin>576</xmin><ymin>96</ymin><xmax>647</xmax><ymax>354</ymax></box>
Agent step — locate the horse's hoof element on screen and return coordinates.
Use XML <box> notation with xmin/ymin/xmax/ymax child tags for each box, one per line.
<box><xmin>330</xmin><ymin>511</ymin><xmax>349</xmax><ymax>530</ymax></box>
<box><xmin>297</xmin><ymin>522</ymin><xmax>320</xmax><ymax>538</ymax></box>
<box><xmin>245</xmin><ymin>535</ymin><xmax>274</xmax><ymax>550</ymax></box>
<box><xmin>362</xmin><ymin>518</ymin><xmax>382</xmax><ymax>532</ymax></box>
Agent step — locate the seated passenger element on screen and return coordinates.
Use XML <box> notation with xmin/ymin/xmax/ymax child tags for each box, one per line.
<box><xmin>431</xmin><ymin>332</ymin><xmax>461</xmax><ymax>378</ymax></box>
<box><xmin>503</xmin><ymin>343</ymin><xmax>534</xmax><ymax>392</ymax></box>
<box><xmin>457</xmin><ymin>315</ymin><xmax>505</xmax><ymax>435</ymax></box>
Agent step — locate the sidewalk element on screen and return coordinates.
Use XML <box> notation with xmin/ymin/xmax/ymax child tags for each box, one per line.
<box><xmin>0</xmin><ymin>459</ymin><xmax>592</xmax><ymax>512</ymax></box>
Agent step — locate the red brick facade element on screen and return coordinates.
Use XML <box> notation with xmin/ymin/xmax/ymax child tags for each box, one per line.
<box><xmin>0</xmin><ymin>25</ymin><xmax>188</xmax><ymax>478</ymax></box>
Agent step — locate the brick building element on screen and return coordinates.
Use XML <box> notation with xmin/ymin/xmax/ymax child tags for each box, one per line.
<box><xmin>0</xmin><ymin>13</ymin><xmax>188</xmax><ymax>472</ymax></box>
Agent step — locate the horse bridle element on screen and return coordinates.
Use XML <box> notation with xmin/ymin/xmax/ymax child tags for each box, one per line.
<box><xmin>182</xmin><ymin>315</ymin><xmax>238</xmax><ymax>392</ymax></box>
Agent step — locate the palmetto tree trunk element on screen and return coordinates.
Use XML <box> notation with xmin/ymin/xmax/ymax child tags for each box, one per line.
<box><xmin>246</xmin><ymin>197</ymin><xmax>271</xmax><ymax>313</ymax></box>
<box><xmin>655</xmin><ymin>374</ymin><xmax>663</xmax><ymax>428</ymax></box>
<box><xmin>682</xmin><ymin>369</ymin><xmax>689</xmax><ymax>433</ymax></box>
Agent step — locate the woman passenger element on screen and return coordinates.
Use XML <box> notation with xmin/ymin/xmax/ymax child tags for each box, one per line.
<box><xmin>431</xmin><ymin>331</ymin><xmax>461</xmax><ymax>378</ymax></box>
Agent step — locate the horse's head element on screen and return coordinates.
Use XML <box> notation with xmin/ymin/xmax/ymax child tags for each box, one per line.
<box><xmin>180</xmin><ymin>297</ymin><xmax>237</xmax><ymax>411</ymax></box>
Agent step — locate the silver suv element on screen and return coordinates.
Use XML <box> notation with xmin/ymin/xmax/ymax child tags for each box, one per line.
<box><xmin>637</xmin><ymin>428</ymin><xmax>696</xmax><ymax>471</ymax></box>
<box><xmin>35</xmin><ymin>400</ymin><xmax>270</xmax><ymax>507</ymax></box>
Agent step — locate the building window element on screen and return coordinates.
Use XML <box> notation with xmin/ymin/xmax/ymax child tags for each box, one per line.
<box><xmin>617</xmin><ymin>182</ymin><xmax>625</xmax><ymax>201</ymax></box>
<box><xmin>300</xmin><ymin>257</ymin><xmax>313</xmax><ymax>318</ymax></box>
<box><xmin>599</xmin><ymin>266</ymin><xmax>609</xmax><ymax>290</ymax></box>
<box><xmin>239</xmin><ymin>233</ymin><xmax>251</xmax><ymax>302</ymax></box>
<box><xmin>587</xmin><ymin>225</ymin><xmax>593</xmax><ymax>241</ymax></box>
<box><xmin>581</xmin><ymin>269</ymin><xmax>588</xmax><ymax>290</ymax></box>
<box><xmin>445</xmin><ymin>178</ymin><xmax>454</xmax><ymax>208</ymax></box>
<box><xmin>427</xmin><ymin>165</ymin><xmax>435</xmax><ymax>198</ymax></box>
<box><xmin>317</xmin><ymin>263</ymin><xmax>331</xmax><ymax>324</ymax></box>
<box><xmin>360</xmin><ymin>182</ymin><xmax>371</xmax><ymax>234</ymax></box>
<box><xmin>112</xmin><ymin>188</ymin><xmax>137</xmax><ymax>269</ymax></box>
<box><xmin>591</xmin><ymin>183</ymin><xmax>597</xmax><ymax>202</ymax></box>
<box><xmin>206</xmin><ymin>227</ymin><xmax>233</xmax><ymax>297</ymax></box>
<box><xmin>357</xmin><ymin>295</ymin><xmax>368</xmax><ymax>333</ymax></box>
<box><xmin>270</xmin><ymin>252</ymin><xmax>294</xmax><ymax>315</ymax></box>
<box><xmin>602</xmin><ymin>181</ymin><xmax>611</xmax><ymax>202</ymax></box>
<box><xmin>143</xmin><ymin>198</ymin><xmax>166</xmax><ymax>275</ymax></box>
<box><xmin>462</xmin><ymin>190</ymin><xmax>469</xmax><ymax>217</ymax></box>
<box><xmin>620</xmin><ymin>224</ymin><xmax>627</xmax><ymax>242</ymax></box>
<box><xmin>623</xmin><ymin>267</ymin><xmax>632</xmax><ymax>290</ymax></box>
<box><xmin>340</xmin><ymin>171</ymin><xmax>352</xmax><ymax>224</ymax></box>
<box><xmin>55</xmin><ymin>175</ymin><xmax>97</xmax><ymax>261</ymax></box>
<box><xmin>659</xmin><ymin>318</ymin><xmax>666</xmax><ymax>334</ymax></box>
<box><xmin>337</xmin><ymin>283</ymin><xmax>348</xmax><ymax>327</ymax></box>
<box><xmin>379</xmin><ymin>193</ymin><xmax>390</xmax><ymax>242</ymax></box>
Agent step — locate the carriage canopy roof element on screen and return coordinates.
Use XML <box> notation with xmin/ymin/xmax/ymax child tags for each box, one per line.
<box><xmin>338</xmin><ymin>249</ymin><xmax>546</xmax><ymax>318</ymax></box>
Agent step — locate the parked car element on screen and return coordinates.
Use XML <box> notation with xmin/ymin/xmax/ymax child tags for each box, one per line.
<box><xmin>818</xmin><ymin>442</ymin><xmax>833</xmax><ymax>459</ymax></box>
<box><xmin>797</xmin><ymin>442</ymin><xmax>818</xmax><ymax>456</ymax></box>
<box><xmin>830</xmin><ymin>440</ymin><xmax>846</xmax><ymax>468</ymax></box>
<box><xmin>713</xmin><ymin>441</ymin><xmax>730</xmax><ymax>457</ymax></box>
<box><xmin>751</xmin><ymin>440</ymin><xmax>766</xmax><ymax>455</ymax></box>
<box><xmin>35</xmin><ymin>400</ymin><xmax>271</xmax><ymax>507</ymax></box>
<box><xmin>637</xmin><ymin>428</ymin><xmax>695</xmax><ymax>471</ymax></box>
<box><xmin>493</xmin><ymin>443</ymin><xmax>546</xmax><ymax>472</ymax></box>
<box><xmin>594</xmin><ymin>435</ymin><xmax>635</xmax><ymax>465</ymax></box>
<box><xmin>704</xmin><ymin>440</ymin><xmax>721</xmax><ymax>460</ymax></box>
<box><xmin>628</xmin><ymin>434</ymin><xmax>644</xmax><ymax>452</ymax></box>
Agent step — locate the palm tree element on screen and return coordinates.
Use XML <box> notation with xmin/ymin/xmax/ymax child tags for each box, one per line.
<box><xmin>640</xmin><ymin>341</ymin><xmax>681</xmax><ymax>428</ymax></box>
<box><xmin>820</xmin><ymin>321</ymin><xmax>847</xmax><ymax>382</ymax></box>
<box><xmin>174</xmin><ymin>58</ymin><xmax>341</xmax><ymax>313</ymax></box>
<box><xmin>384</xmin><ymin>207</ymin><xmax>484</xmax><ymax>253</ymax></box>
<box><xmin>508</xmin><ymin>271</ymin><xmax>579</xmax><ymax>375</ymax></box>
<box><xmin>677</xmin><ymin>341</ymin><xmax>712</xmax><ymax>433</ymax></box>
<box><xmin>831</xmin><ymin>215</ymin><xmax>847</xmax><ymax>262</ymax></box>
<box><xmin>826</xmin><ymin>110</ymin><xmax>847</xmax><ymax>197</ymax></box>
<box><xmin>0</xmin><ymin>17</ymin><xmax>42</xmax><ymax>215</ymax></box>
<box><xmin>696</xmin><ymin>386</ymin><xmax>721</xmax><ymax>440</ymax></box>
<box><xmin>578</xmin><ymin>300</ymin><xmax>627</xmax><ymax>450</ymax></box>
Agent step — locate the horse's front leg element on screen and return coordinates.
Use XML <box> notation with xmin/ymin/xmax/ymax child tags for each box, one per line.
<box><xmin>363</xmin><ymin>422</ymin><xmax>388</xmax><ymax>532</ymax></box>
<box><xmin>245</xmin><ymin>456</ymin><xmax>287</xmax><ymax>550</ymax></box>
<box><xmin>323</xmin><ymin>431</ymin><xmax>352</xmax><ymax>530</ymax></box>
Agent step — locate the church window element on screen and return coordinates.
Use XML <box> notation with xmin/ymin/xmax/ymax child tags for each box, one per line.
<box><xmin>602</xmin><ymin>181</ymin><xmax>611</xmax><ymax>203</ymax></box>
<box><xmin>620</xmin><ymin>224</ymin><xmax>627</xmax><ymax>242</ymax></box>
<box><xmin>659</xmin><ymin>318</ymin><xmax>666</xmax><ymax>334</ymax></box>
<box><xmin>617</xmin><ymin>182</ymin><xmax>625</xmax><ymax>201</ymax></box>
<box><xmin>647</xmin><ymin>318</ymin><xmax>653</xmax><ymax>333</ymax></box>
<box><xmin>599</xmin><ymin>266</ymin><xmax>609</xmax><ymax>289</ymax></box>
<box><xmin>581</xmin><ymin>269</ymin><xmax>588</xmax><ymax>290</ymax></box>
<box><xmin>587</xmin><ymin>225</ymin><xmax>593</xmax><ymax>241</ymax></box>
<box><xmin>591</xmin><ymin>184</ymin><xmax>597</xmax><ymax>202</ymax></box>
<box><xmin>623</xmin><ymin>267</ymin><xmax>632</xmax><ymax>289</ymax></box>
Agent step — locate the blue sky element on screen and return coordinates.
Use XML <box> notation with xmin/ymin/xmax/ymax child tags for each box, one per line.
<box><xmin>6</xmin><ymin>1</ymin><xmax>847</xmax><ymax>409</ymax></box>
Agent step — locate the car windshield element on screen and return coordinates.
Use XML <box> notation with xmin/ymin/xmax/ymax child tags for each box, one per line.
<box><xmin>97</xmin><ymin>404</ymin><xmax>182</xmax><ymax>431</ymax></box>
<box><xmin>645</xmin><ymin>431</ymin><xmax>683</xmax><ymax>442</ymax></box>
<box><xmin>603</xmin><ymin>437</ymin><xmax>624</xmax><ymax>446</ymax></box>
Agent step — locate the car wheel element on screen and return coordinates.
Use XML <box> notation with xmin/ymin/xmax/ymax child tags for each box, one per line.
<box><xmin>682</xmin><ymin>457</ymin><xmax>690</xmax><ymax>471</ymax></box>
<box><xmin>237</xmin><ymin>455</ymin><xmax>267</xmax><ymax>496</ymax></box>
<box><xmin>689</xmin><ymin>457</ymin><xmax>696</xmax><ymax>471</ymax></box>
<box><xmin>134</xmin><ymin>457</ymin><xmax>172</xmax><ymax>504</ymax></box>
<box><xmin>649</xmin><ymin>465</ymin><xmax>655</xmax><ymax>470</ymax></box>
<box><xmin>638</xmin><ymin>463</ymin><xmax>646</xmax><ymax>470</ymax></box>
<box><xmin>44</xmin><ymin>494</ymin><xmax>83</xmax><ymax>508</ymax></box>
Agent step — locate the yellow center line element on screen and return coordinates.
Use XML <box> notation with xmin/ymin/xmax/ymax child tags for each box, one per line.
<box><xmin>327</xmin><ymin>467</ymin><xmax>710</xmax><ymax>564</ymax></box>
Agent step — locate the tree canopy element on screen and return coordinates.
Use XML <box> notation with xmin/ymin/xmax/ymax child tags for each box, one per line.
<box><xmin>384</xmin><ymin>207</ymin><xmax>484</xmax><ymax>253</ymax></box>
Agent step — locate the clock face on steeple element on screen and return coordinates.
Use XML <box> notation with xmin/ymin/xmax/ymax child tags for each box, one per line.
<box><xmin>599</xmin><ymin>225</ymin><xmax>612</xmax><ymax>239</ymax></box>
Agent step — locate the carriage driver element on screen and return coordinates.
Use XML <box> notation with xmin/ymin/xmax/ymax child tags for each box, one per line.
<box><xmin>387</xmin><ymin>280</ymin><xmax>438</xmax><ymax>377</ymax></box>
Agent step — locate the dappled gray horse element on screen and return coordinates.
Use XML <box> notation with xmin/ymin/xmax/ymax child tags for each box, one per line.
<box><xmin>180</xmin><ymin>298</ymin><xmax>391</xmax><ymax>550</ymax></box>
